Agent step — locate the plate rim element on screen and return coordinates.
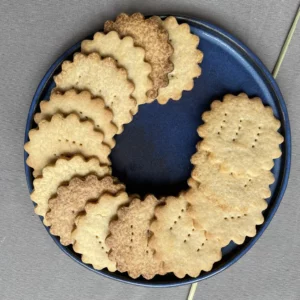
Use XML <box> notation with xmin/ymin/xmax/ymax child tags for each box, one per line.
<box><xmin>24</xmin><ymin>15</ymin><xmax>291</xmax><ymax>287</ymax></box>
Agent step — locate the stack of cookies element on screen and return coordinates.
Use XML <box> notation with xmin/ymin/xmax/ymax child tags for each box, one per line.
<box><xmin>24</xmin><ymin>13</ymin><xmax>283</xmax><ymax>280</ymax></box>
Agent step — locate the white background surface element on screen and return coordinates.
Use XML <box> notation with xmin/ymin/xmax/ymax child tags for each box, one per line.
<box><xmin>0</xmin><ymin>1</ymin><xmax>299</xmax><ymax>299</ymax></box>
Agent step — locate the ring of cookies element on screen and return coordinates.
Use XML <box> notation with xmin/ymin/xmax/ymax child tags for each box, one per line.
<box><xmin>25</xmin><ymin>13</ymin><xmax>284</xmax><ymax>280</ymax></box>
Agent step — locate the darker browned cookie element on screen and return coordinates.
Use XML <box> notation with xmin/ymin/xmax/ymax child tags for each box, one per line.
<box><xmin>104</xmin><ymin>13</ymin><xmax>173</xmax><ymax>100</ymax></box>
<box><xmin>106</xmin><ymin>195</ymin><xmax>165</xmax><ymax>279</ymax></box>
<box><xmin>45</xmin><ymin>175</ymin><xmax>124</xmax><ymax>246</ymax></box>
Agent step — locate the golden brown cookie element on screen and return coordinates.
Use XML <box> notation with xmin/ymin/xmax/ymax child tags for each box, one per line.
<box><xmin>46</xmin><ymin>175</ymin><xmax>125</xmax><ymax>246</ymax></box>
<box><xmin>149</xmin><ymin>192</ymin><xmax>222</xmax><ymax>278</ymax></box>
<box><xmin>106</xmin><ymin>195</ymin><xmax>164</xmax><ymax>279</ymax></box>
<box><xmin>186</xmin><ymin>181</ymin><xmax>266</xmax><ymax>246</ymax></box>
<box><xmin>24</xmin><ymin>114</ymin><xmax>110</xmax><ymax>177</ymax></box>
<box><xmin>104</xmin><ymin>13</ymin><xmax>173</xmax><ymax>100</ymax></box>
<box><xmin>34</xmin><ymin>90</ymin><xmax>117</xmax><ymax>148</ymax></box>
<box><xmin>72</xmin><ymin>191</ymin><xmax>130</xmax><ymax>272</ymax></box>
<box><xmin>31</xmin><ymin>155</ymin><xmax>110</xmax><ymax>226</ymax></box>
<box><xmin>198</xmin><ymin>93</ymin><xmax>284</xmax><ymax>176</ymax></box>
<box><xmin>81</xmin><ymin>31</ymin><xmax>152</xmax><ymax>105</ymax></box>
<box><xmin>157</xmin><ymin>16</ymin><xmax>203</xmax><ymax>104</ymax></box>
<box><xmin>54</xmin><ymin>53</ymin><xmax>137</xmax><ymax>133</ymax></box>
<box><xmin>190</xmin><ymin>149</ymin><xmax>274</xmax><ymax>212</ymax></box>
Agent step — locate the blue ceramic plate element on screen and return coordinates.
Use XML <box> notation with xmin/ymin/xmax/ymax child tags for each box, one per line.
<box><xmin>24</xmin><ymin>15</ymin><xmax>291</xmax><ymax>287</ymax></box>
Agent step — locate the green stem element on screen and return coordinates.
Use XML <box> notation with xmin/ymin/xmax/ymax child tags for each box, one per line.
<box><xmin>272</xmin><ymin>5</ymin><xmax>300</xmax><ymax>78</ymax></box>
<box><xmin>187</xmin><ymin>283</ymin><xmax>198</xmax><ymax>300</ymax></box>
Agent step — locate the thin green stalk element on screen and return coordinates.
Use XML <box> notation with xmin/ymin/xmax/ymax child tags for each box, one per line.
<box><xmin>272</xmin><ymin>5</ymin><xmax>300</xmax><ymax>78</ymax></box>
<box><xmin>187</xmin><ymin>283</ymin><xmax>198</xmax><ymax>300</ymax></box>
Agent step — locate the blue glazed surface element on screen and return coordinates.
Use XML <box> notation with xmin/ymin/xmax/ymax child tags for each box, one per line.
<box><xmin>24</xmin><ymin>16</ymin><xmax>291</xmax><ymax>287</ymax></box>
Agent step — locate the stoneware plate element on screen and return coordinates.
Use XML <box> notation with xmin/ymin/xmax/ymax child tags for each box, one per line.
<box><xmin>24</xmin><ymin>15</ymin><xmax>291</xmax><ymax>287</ymax></box>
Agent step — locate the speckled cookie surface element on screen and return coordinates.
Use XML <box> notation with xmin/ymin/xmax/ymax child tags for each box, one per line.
<box><xmin>105</xmin><ymin>13</ymin><xmax>173</xmax><ymax>100</ymax></box>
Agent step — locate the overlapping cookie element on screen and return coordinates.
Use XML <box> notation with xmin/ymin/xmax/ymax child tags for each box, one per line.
<box><xmin>157</xmin><ymin>16</ymin><xmax>203</xmax><ymax>103</ymax></box>
<box><xmin>54</xmin><ymin>53</ymin><xmax>137</xmax><ymax>133</ymax></box>
<box><xmin>25</xmin><ymin>114</ymin><xmax>110</xmax><ymax>177</ymax></box>
<box><xmin>107</xmin><ymin>195</ymin><xmax>164</xmax><ymax>279</ymax></box>
<box><xmin>198</xmin><ymin>93</ymin><xmax>284</xmax><ymax>176</ymax></box>
<box><xmin>81</xmin><ymin>31</ymin><xmax>152</xmax><ymax>105</ymax></box>
<box><xmin>149</xmin><ymin>193</ymin><xmax>223</xmax><ymax>278</ymax></box>
<box><xmin>46</xmin><ymin>175</ymin><xmax>124</xmax><ymax>246</ymax></box>
<box><xmin>190</xmin><ymin>149</ymin><xmax>274</xmax><ymax>213</ymax></box>
<box><xmin>104</xmin><ymin>13</ymin><xmax>173</xmax><ymax>100</ymax></box>
<box><xmin>187</xmin><ymin>179</ymin><xmax>266</xmax><ymax>246</ymax></box>
<box><xmin>72</xmin><ymin>191</ymin><xmax>130</xmax><ymax>272</ymax></box>
<box><xmin>31</xmin><ymin>155</ymin><xmax>110</xmax><ymax>225</ymax></box>
<box><xmin>34</xmin><ymin>89</ymin><xmax>117</xmax><ymax>148</ymax></box>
